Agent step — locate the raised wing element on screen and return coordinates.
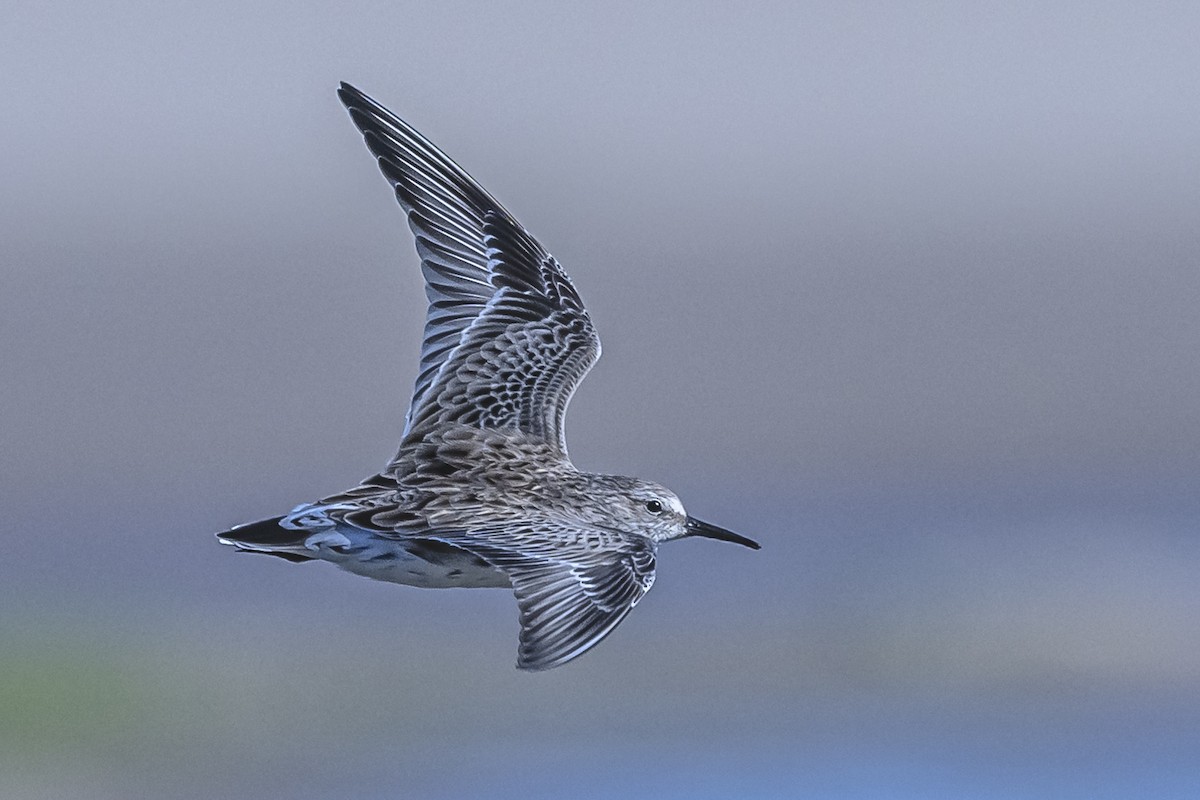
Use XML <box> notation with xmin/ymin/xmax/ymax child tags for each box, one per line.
<box><xmin>434</xmin><ymin>525</ymin><xmax>657</xmax><ymax>671</ymax></box>
<box><xmin>338</xmin><ymin>83</ymin><xmax>600</xmax><ymax>461</ymax></box>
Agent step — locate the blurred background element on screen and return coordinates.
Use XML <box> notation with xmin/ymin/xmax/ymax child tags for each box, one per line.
<box><xmin>3</xmin><ymin>1</ymin><xmax>1198</xmax><ymax>797</ymax></box>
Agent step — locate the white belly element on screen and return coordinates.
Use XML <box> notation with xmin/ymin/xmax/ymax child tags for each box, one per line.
<box><xmin>308</xmin><ymin>529</ymin><xmax>510</xmax><ymax>589</ymax></box>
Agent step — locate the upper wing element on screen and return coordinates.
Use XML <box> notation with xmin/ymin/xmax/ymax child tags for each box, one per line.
<box><xmin>338</xmin><ymin>83</ymin><xmax>601</xmax><ymax>461</ymax></box>
<box><xmin>434</xmin><ymin>525</ymin><xmax>657</xmax><ymax>671</ymax></box>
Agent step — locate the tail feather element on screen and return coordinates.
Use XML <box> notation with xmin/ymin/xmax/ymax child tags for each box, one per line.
<box><xmin>216</xmin><ymin>516</ymin><xmax>316</xmax><ymax>562</ymax></box>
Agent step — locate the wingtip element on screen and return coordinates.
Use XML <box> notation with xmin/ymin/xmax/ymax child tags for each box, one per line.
<box><xmin>515</xmin><ymin>653</ymin><xmax>563</xmax><ymax>672</ymax></box>
<box><xmin>337</xmin><ymin>81</ymin><xmax>365</xmax><ymax>108</ymax></box>
<box><xmin>516</xmin><ymin>638</ymin><xmax>581</xmax><ymax>672</ymax></box>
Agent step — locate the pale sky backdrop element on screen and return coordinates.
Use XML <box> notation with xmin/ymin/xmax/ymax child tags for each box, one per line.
<box><xmin>2</xmin><ymin>2</ymin><xmax>1198</xmax><ymax>798</ymax></box>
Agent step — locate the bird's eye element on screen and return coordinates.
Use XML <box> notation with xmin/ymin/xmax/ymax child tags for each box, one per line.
<box><xmin>645</xmin><ymin>500</ymin><xmax>664</xmax><ymax>514</ymax></box>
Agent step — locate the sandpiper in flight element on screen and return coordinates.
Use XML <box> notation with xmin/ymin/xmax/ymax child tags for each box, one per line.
<box><xmin>217</xmin><ymin>83</ymin><xmax>760</xmax><ymax>670</ymax></box>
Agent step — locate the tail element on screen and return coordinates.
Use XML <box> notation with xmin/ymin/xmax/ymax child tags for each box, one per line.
<box><xmin>215</xmin><ymin>516</ymin><xmax>317</xmax><ymax>563</ymax></box>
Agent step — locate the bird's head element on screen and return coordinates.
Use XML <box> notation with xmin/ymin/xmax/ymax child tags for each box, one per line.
<box><xmin>605</xmin><ymin>478</ymin><xmax>760</xmax><ymax>550</ymax></box>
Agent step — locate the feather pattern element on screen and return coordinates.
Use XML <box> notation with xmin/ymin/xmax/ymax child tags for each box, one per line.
<box><xmin>433</xmin><ymin>524</ymin><xmax>657</xmax><ymax>670</ymax></box>
<box><xmin>337</xmin><ymin>83</ymin><xmax>600</xmax><ymax>461</ymax></box>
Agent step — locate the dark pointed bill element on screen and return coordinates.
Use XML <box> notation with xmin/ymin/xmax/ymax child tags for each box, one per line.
<box><xmin>684</xmin><ymin>517</ymin><xmax>761</xmax><ymax>550</ymax></box>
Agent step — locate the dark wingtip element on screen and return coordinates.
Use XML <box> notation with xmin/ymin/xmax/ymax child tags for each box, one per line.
<box><xmin>337</xmin><ymin>82</ymin><xmax>367</xmax><ymax>109</ymax></box>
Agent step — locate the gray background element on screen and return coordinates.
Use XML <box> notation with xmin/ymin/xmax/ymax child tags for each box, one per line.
<box><xmin>3</xmin><ymin>1</ymin><xmax>1198</xmax><ymax>798</ymax></box>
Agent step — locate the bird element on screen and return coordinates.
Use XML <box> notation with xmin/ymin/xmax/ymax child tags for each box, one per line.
<box><xmin>216</xmin><ymin>83</ymin><xmax>760</xmax><ymax>671</ymax></box>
